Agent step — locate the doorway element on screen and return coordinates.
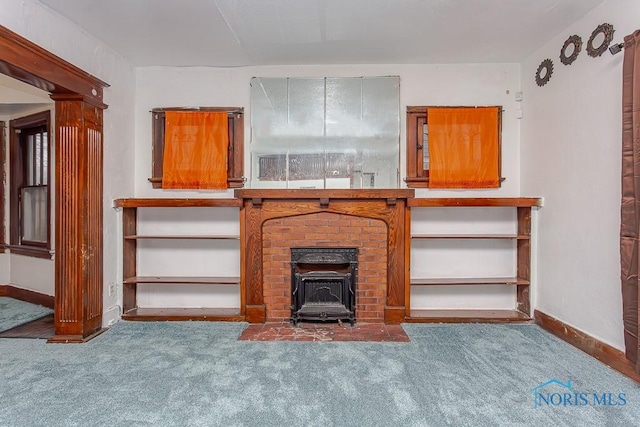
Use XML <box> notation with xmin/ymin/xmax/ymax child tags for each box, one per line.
<box><xmin>0</xmin><ymin>25</ymin><xmax>108</xmax><ymax>342</ymax></box>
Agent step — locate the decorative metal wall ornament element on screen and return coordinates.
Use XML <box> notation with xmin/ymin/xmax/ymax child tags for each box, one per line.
<box><xmin>535</xmin><ymin>59</ymin><xmax>553</xmax><ymax>87</ymax></box>
<box><xmin>586</xmin><ymin>23</ymin><xmax>614</xmax><ymax>57</ymax></box>
<box><xmin>560</xmin><ymin>35</ymin><xmax>582</xmax><ymax>65</ymax></box>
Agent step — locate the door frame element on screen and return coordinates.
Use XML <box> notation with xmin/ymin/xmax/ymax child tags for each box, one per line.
<box><xmin>0</xmin><ymin>25</ymin><xmax>109</xmax><ymax>342</ymax></box>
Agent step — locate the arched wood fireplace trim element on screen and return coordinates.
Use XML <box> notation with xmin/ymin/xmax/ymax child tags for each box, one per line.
<box><xmin>236</xmin><ymin>189</ymin><xmax>414</xmax><ymax>324</ymax></box>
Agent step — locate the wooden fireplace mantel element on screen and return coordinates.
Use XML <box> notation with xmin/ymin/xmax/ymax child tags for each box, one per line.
<box><xmin>235</xmin><ymin>189</ymin><xmax>415</xmax><ymax>323</ymax></box>
<box><xmin>235</xmin><ymin>189</ymin><xmax>414</xmax><ymax>203</ymax></box>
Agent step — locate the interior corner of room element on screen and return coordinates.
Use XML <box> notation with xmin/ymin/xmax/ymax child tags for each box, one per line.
<box><xmin>1</xmin><ymin>0</ymin><xmax>640</xmax><ymax>384</ymax></box>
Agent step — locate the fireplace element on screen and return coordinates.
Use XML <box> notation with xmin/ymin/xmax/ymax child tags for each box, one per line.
<box><xmin>236</xmin><ymin>189</ymin><xmax>412</xmax><ymax>324</ymax></box>
<box><xmin>290</xmin><ymin>247</ymin><xmax>358</xmax><ymax>325</ymax></box>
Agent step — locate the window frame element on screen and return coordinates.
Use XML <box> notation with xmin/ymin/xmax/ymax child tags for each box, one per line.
<box><xmin>8</xmin><ymin>110</ymin><xmax>52</xmax><ymax>259</ymax></box>
<box><xmin>405</xmin><ymin>106</ymin><xmax>503</xmax><ymax>188</ymax></box>
<box><xmin>150</xmin><ymin>107</ymin><xmax>245</xmax><ymax>189</ymax></box>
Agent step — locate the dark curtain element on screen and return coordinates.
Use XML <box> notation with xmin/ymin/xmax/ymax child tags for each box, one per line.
<box><xmin>620</xmin><ymin>29</ymin><xmax>640</xmax><ymax>371</ymax></box>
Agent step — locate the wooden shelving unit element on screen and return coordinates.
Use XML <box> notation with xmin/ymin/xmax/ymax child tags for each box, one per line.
<box><xmin>113</xmin><ymin>198</ymin><xmax>244</xmax><ymax>322</ymax></box>
<box><xmin>406</xmin><ymin>309</ymin><xmax>531</xmax><ymax>323</ymax></box>
<box><xmin>405</xmin><ymin>197</ymin><xmax>542</xmax><ymax>323</ymax></box>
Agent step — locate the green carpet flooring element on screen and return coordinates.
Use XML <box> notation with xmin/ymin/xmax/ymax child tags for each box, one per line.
<box><xmin>0</xmin><ymin>320</ymin><xmax>638</xmax><ymax>426</ymax></box>
<box><xmin>0</xmin><ymin>297</ymin><xmax>52</xmax><ymax>333</ymax></box>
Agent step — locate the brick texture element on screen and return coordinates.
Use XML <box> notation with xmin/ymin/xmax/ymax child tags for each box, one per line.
<box><xmin>262</xmin><ymin>213</ymin><xmax>388</xmax><ymax>322</ymax></box>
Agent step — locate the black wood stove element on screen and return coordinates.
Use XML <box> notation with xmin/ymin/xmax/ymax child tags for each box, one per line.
<box><xmin>290</xmin><ymin>247</ymin><xmax>358</xmax><ymax>326</ymax></box>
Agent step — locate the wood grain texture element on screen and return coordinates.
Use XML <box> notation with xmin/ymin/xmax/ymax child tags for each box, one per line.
<box><xmin>0</xmin><ymin>285</ymin><xmax>54</xmax><ymax>308</ymax></box>
<box><xmin>516</xmin><ymin>207</ymin><xmax>532</xmax><ymax>315</ymax></box>
<box><xmin>410</xmin><ymin>277</ymin><xmax>529</xmax><ymax>285</ymax></box>
<box><xmin>235</xmin><ymin>189</ymin><xmax>415</xmax><ymax>200</ymax></box>
<box><xmin>535</xmin><ymin>310</ymin><xmax>640</xmax><ymax>383</ymax></box>
<box><xmin>0</xmin><ymin>26</ymin><xmax>107</xmax><ymax>104</ymax></box>
<box><xmin>237</xmin><ymin>190</ymin><xmax>412</xmax><ymax>323</ymax></box>
<box><xmin>1</xmin><ymin>24</ymin><xmax>109</xmax><ymax>343</ymax></box>
<box><xmin>411</xmin><ymin>234</ymin><xmax>530</xmax><ymax>239</ymax></box>
<box><xmin>114</xmin><ymin>198</ymin><xmax>241</xmax><ymax>208</ymax></box>
<box><xmin>245</xmin><ymin>305</ymin><xmax>267</xmax><ymax>323</ymax></box>
<box><xmin>406</xmin><ymin>309</ymin><xmax>531</xmax><ymax>323</ymax></box>
<box><xmin>124</xmin><ymin>235</ymin><xmax>240</xmax><ymax>240</ymax></box>
<box><xmin>408</xmin><ymin>197</ymin><xmax>542</xmax><ymax>207</ymax></box>
<box><xmin>407</xmin><ymin>203</ymin><xmax>536</xmax><ymax>321</ymax></box>
<box><xmin>51</xmin><ymin>96</ymin><xmax>105</xmax><ymax>340</ymax></box>
<box><xmin>121</xmin><ymin>307</ymin><xmax>244</xmax><ymax>322</ymax></box>
<box><xmin>123</xmin><ymin>276</ymin><xmax>240</xmax><ymax>284</ymax></box>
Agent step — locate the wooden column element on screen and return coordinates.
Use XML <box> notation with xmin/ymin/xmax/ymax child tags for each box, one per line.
<box><xmin>241</xmin><ymin>197</ymin><xmax>267</xmax><ymax>323</ymax></box>
<box><xmin>48</xmin><ymin>95</ymin><xmax>107</xmax><ymax>343</ymax></box>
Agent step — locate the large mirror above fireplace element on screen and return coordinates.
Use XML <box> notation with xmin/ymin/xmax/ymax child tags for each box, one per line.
<box><xmin>249</xmin><ymin>76</ymin><xmax>400</xmax><ymax>189</ymax></box>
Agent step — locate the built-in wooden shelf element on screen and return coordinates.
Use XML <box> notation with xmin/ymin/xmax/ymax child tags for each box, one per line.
<box><xmin>122</xmin><ymin>307</ymin><xmax>244</xmax><ymax>322</ymax></box>
<box><xmin>411</xmin><ymin>234</ymin><xmax>529</xmax><ymax>240</ymax></box>
<box><xmin>405</xmin><ymin>309</ymin><xmax>531</xmax><ymax>323</ymax></box>
<box><xmin>124</xmin><ymin>235</ymin><xmax>240</xmax><ymax>240</ymax></box>
<box><xmin>407</xmin><ymin>197</ymin><xmax>542</xmax><ymax>207</ymax></box>
<box><xmin>410</xmin><ymin>277</ymin><xmax>529</xmax><ymax>286</ymax></box>
<box><xmin>113</xmin><ymin>195</ymin><xmax>541</xmax><ymax>325</ymax></box>
<box><xmin>124</xmin><ymin>276</ymin><xmax>240</xmax><ymax>285</ymax></box>
<box><xmin>114</xmin><ymin>198</ymin><xmax>241</xmax><ymax>208</ymax></box>
<box><xmin>116</xmin><ymin>198</ymin><xmax>243</xmax><ymax>322</ymax></box>
<box><xmin>406</xmin><ymin>197</ymin><xmax>541</xmax><ymax>323</ymax></box>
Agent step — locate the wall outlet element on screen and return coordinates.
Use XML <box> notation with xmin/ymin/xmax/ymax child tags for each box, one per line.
<box><xmin>108</xmin><ymin>283</ymin><xmax>117</xmax><ymax>297</ymax></box>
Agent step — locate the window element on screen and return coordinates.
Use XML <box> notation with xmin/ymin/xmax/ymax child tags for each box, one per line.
<box><xmin>405</xmin><ymin>106</ymin><xmax>502</xmax><ymax>188</ymax></box>
<box><xmin>250</xmin><ymin>77</ymin><xmax>400</xmax><ymax>189</ymax></box>
<box><xmin>150</xmin><ymin>107</ymin><xmax>244</xmax><ymax>189</ymax></box>
<box><xmin>9</xmin><ymin>110</ymin><xmax>51</xmax><ymax>258</ymax></box>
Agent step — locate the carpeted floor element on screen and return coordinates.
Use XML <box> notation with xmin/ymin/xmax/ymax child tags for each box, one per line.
<box><xmin>0</xmin><ymin>297</ymin><xmax>53</xmax><ymax>333</ymax></box>
<box><xmin>0</xmin><ymin>320</ymin><xmax>639</xmax><ymax>426</ymax></box>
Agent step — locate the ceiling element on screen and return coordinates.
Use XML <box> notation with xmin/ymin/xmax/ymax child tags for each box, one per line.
<box><xmin>0</xmin><ymin>73</ymin><xmax>52</xmax><ymax>116</ymax></box>
<box><xmin>36</xmin><ymin>0</ymin><xmax>606</xmax><ymax>67</ymax></box>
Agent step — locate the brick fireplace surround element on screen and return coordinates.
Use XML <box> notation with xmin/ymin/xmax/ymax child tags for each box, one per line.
<box><xmin>236</xmin><ymin>189</ymin><xmax>414</xmax><ymax>324</ymax></box>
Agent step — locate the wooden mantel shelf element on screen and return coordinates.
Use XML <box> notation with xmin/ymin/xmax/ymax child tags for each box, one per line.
<box><xmin>115</xmin><ymin>194</ymin><xmax>541</xmax><ymax>207</ymax></box>
<box><xmin>114</xmin><ymin>198</ymin><xmax>241</xmax><ymax>208</ymax></box>
<box><xmin>235</xmin><ymin>189</ymin><xmax>415</xmax><ymax>200</ymax></box>
<box><xmin>408</xmin><ymin>197</ymin><xmax>542</xmax><ymax>207</ymax></box>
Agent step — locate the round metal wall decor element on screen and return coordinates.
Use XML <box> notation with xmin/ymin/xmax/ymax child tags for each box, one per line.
<box><xmin>560</xmin><ymin>34</ymin><xmax>582</xmax><ymax>65</ymax></box>
<box><xmin>535</xmin><ymin>59</ymin><xmax>553</xmax><ymax>87</ymax></box>
<box><xmin>586</xmin><ymin>23</ymin><xmax>614</xmax><ymax>57</ymax></box>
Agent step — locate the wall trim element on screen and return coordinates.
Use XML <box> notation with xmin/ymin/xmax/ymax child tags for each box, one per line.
<box><xmin>0</xmin><ymin>284</ymin><xmax>54</xmax><ymax>308</ymax></box>
<box><xmin>534</xmin><ymin>310</ymin><xmax>639</xmax><ymax>383</ymax></box>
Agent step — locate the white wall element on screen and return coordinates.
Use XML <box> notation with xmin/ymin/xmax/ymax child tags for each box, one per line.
<box><xmin>1</xmin><ymin>0</ymin><xmax>136</xmax><ymax>325</ymax></box>
<box><xmin>136</xmin><ymin>64</ymin><xmax>522</xmax><ymax>198</ymax></box>
<box><xmin>9</xmin><ymin>256</ymin><xmax>53</xmax><ymax>295</ymax></box>
<box><xmin>136</xmin><ymin>63</ymin><xmax>522</xmax><ymax>310</ymax></box>
<box><xmin>521</xmin><ymin>0</ymin><xmax>640</xmax><ymax>350</ymax></box>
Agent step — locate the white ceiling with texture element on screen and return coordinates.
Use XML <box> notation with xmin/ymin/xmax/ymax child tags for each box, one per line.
<box><xmin>36</xmin><ymin>0</ymin><xmax>606</xmax><ymax>67</ymax></box>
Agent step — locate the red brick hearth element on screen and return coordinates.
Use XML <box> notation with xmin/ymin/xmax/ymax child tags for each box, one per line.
<box><xmin>236</xmin><ymin>189</ymin><xmax>414</xmax><ymax>324</ymax></box>
<box><xmin>238</xmin><ymin>322</ymin><xmax>410</xmax><ymax>342</ymax></box>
